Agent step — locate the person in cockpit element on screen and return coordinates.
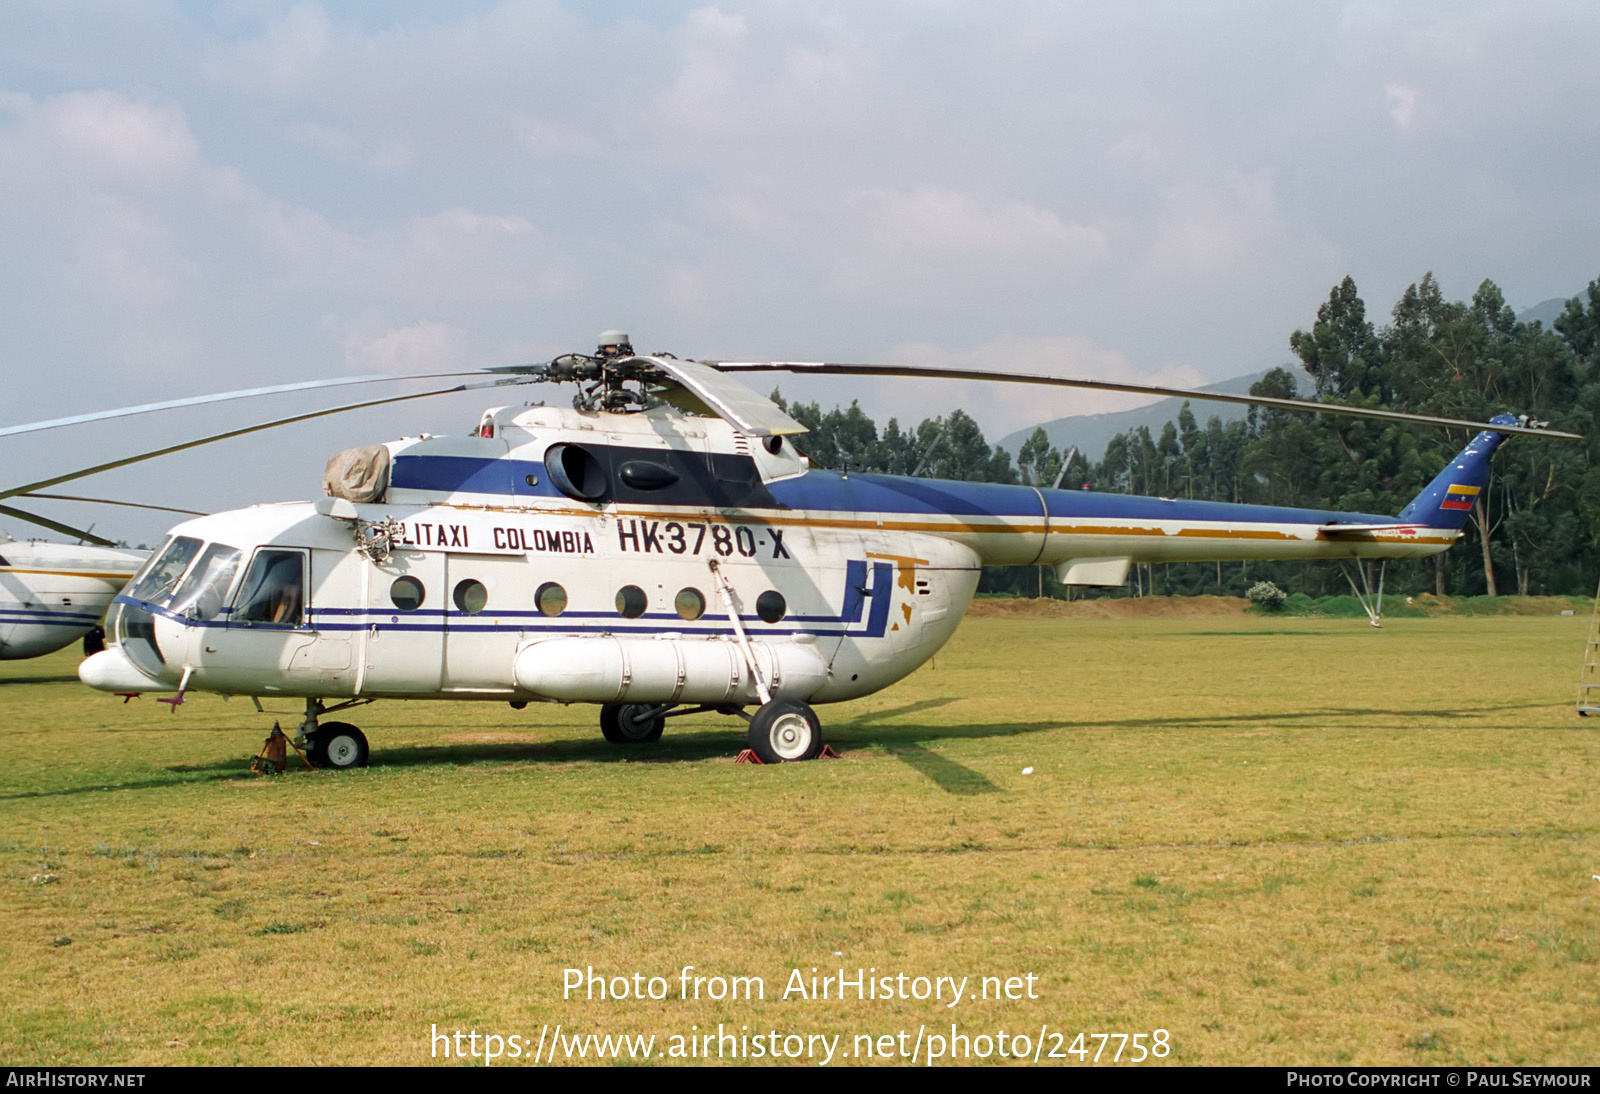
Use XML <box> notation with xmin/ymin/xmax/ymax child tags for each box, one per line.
<box><xmin>236</xmin><ymin>552</ymin><xmax>304</xmax><ymax>627</ymax></box>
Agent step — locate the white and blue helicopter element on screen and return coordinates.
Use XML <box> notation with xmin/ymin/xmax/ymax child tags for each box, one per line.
<box><xmin>0</xmin><ymin>533</ymin><xmax>147</xmax><ymax>661</ymax></box>
<box><xmin>40</xmin><ymin>332</ymin><xmax>1572</xmax><ymax>767</ymax></box>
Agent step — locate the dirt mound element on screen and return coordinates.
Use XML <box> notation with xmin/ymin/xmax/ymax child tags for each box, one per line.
<box><xmin>966</xmin><ymin>595</ymin><xmax>1249</xmax><ymax>619</ymax></box>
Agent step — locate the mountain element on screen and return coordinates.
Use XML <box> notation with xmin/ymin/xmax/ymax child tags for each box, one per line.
<box><xmin>1517</xmin><ymin>298</ymin><xmax>1570</xmax><ymax>329</ymax></box>
<box><xmin>995</xmin><ymin>370</ymin><xmax>1283</xmax><ymax>464</ymax></box>
<box><xmin>993</xmin><ymin>294</ymin><xmax>1578</xmax><ymax>465</ymax></box>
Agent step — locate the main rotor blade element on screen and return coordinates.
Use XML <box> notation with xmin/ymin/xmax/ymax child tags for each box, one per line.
<box><xmin>0</xmin><ymin>371</ymin><xmax>489</xmax><ymax>438</ymax></box>
<box><xmin>702</xmin><ymin>361</ymin><xmax>1584</xmax><ymax>441</ymax></box>
<box><xmin>1</xmin><ymin>377</ymin><xmax>534</xmax><ymax>501</ymax></box>
<box><xmin>0</xmin><ymin>504</ymin><xmax>115</xmax><ymax>546</ymax></box>
<box><xmin>20</xmin><ymin>493</ymin><xmax>207</xmax><ymax>517</ymax></box>
<box><xmin>634</xmin><ymin>356</ymin><xmax>807</xmax><ymax>436</ymax></box>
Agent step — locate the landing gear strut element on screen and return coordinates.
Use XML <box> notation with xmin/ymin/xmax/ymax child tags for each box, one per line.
<box><xmin>595</xmin><ymin>699</ymin><xmax>829</xmax><ymax>762</ymax></box>
<box><xmin>294</xmin><ymin>698</ymin><xmax>371</xmax><ymax>769</ymax></box>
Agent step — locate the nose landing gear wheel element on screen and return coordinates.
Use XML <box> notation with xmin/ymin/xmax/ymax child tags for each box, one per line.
<box><xmin>747</xmin><ymin>699</ymin><xmax>823</xmax><ymax>763</ymax></box>
<box><xmin>307</xmin><ymin>721</ymin><xmax>368</xmax><ymax>769</ymax></box>
<box><xmin>600</xmin><ymin>703</ymin><xmax>667</xmax><ymax>744</ymax></box>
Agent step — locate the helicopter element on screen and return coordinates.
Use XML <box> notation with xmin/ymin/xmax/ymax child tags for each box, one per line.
<box><xmin>0</xmin><ymin>531</ymin><xmax>146</xmax><ymax>660</ymax></box>
<box><xmin>55</xmin><ymin>331</ymin><xmax>1575</xmax><ymax>767</ymax></box>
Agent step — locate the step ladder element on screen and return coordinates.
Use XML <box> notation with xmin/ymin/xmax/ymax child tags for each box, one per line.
<box><xmin>1578</xmin><ymin>577</ymin><xmax>1600</xmax><ymax>716</ymax></box>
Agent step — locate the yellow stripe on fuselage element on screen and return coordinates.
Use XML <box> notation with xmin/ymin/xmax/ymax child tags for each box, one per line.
<box><xmin>411</xmin><ymin>500</ymin><xmax>1456</xmax><ymax>548</ymax></box>
<box><xmin>0</xmin><ymin>567</ymin><xmax>138</xmax><ymax>580</ymax></box>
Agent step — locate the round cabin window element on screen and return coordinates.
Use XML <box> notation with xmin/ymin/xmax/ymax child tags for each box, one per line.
<box><xmin>615</xmin><ymin>585</ymin><xmax>648</xmax><ymax>619</ymax></box>
<box><xmin>453</xmin><ymin>579</ymin><xmax>488</xmax><ymax>615</ymax></box>
<box><xmin>756</xmin><ymin>590</ymin><xmax>787</xmax><ymax>623</ymax></box>
<box><xmin>390</xmin><ymin>576</ymin><xmax>425</xmax><ymax>612</ymax></box>
<box><xmin>674</xmin><ymin>587</ymin><xmax>706</xmax><ymax>621</ymax></box>
<box><xmin>535</xmin><ymin>581</ymin><xmax>567</xmax><ymax>617</ymax></box>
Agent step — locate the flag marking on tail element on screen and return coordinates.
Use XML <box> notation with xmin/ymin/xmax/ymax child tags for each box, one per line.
<box><xmin>1439</xmin><ymin>484</ymin><xmax>1480</xmax><ymax>511</ymax></box>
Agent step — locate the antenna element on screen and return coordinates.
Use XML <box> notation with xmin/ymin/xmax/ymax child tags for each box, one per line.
<box><xmin>1050</xmin><ymin>446</ymin><xmax>1078</xmax><ymax>491</ymax></box>
<box><xmin>911</xmin><ymin>419</ymin><xmax>951</xmax><ymax>477</ymax></box>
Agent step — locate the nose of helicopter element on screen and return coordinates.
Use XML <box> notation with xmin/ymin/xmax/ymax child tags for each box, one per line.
<box><xmin>80</xmin><ymin>647</ymin><xmax>164</xmax><ymax>692</ymax></box>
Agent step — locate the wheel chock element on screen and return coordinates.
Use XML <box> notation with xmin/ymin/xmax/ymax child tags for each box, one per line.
<box><xmin>250</xmin><ymin>723</ymin><xmax>315</xmax><ymax>775</ymax></box>
<box><xmin>735</xmin><ymin>745</ymin><xmax>842</xmax><ymax>764</ymax></box>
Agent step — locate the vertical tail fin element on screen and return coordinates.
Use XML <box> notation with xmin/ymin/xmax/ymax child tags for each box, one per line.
<box><xmin>1396</xmin><ymin>413</ymin><xmax>1519</xmax><ymax>531</ymax></box>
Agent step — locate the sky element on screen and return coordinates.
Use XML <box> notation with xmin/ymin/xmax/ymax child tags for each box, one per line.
<box><xmin>3</xmin><ymin>1</ymin><xmax>1599</xmax><ymax>545</ymax></box>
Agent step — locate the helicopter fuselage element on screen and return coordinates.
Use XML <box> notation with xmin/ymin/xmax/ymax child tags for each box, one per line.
<box><xmin>0</xmin><ymin>538</ymin><xmax>145</xmax><ymax>660</ymax></box>
<box><xmin>81</xmin><ymin>401</ymin><xmax>1478</xmax><ymax>710</ymax></box>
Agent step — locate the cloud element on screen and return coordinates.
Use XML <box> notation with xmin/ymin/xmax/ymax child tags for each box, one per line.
<box><xmin>0</xmin><ymin>81</ymin><xmax>588</xmax><ymax>404</ymax></box>
<box><xmin>334</xmin><ymin>315</ymin><xmax>467</xmax><ymax>372</ymax></box>
<box><xmin>1145</xmin><ymin>168</ymin><xmax>1285</xmax><ymax>275</ymax></box>
<box><xmin>848</xmin><ymin>186</ymin><xmax>1108</xmax><ymax>264</ymax></box>
<box><xmin>1385</xmin><ymin>83</ymin><xmax>1419</xmax><ymax>128</ymax></box>
<box><xmin>278</xmin><ymin>119</ymin><xmax>413</xmax><ymax>169</ymax></box>
<box><xmin>0</xmin><ymin>90</ymin><xmax>197</xmax><ymax>182</ymax></box>
<box><xmin>222</xmin><ymin>2</ymin><xmax>334</xmax><ymax>95</ymax></box>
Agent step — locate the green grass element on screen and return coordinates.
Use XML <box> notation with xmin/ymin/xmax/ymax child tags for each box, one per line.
<box><xmin>1</xmin><ymin>612</ymin><xmax>1596</xmax><ymax>1065</ymax></box>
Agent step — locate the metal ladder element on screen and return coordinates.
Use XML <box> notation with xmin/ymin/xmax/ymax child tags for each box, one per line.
<box><xmin>1577</xmin><ymin>576</ymin><xmax>1600</xmax><ymax>716</ymax></box>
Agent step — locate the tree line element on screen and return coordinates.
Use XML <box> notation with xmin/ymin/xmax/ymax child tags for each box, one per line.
<box><xmin>776</xmin><ymin>274</ymin><xmax>1600</xmax><ymax>599</ymax></box>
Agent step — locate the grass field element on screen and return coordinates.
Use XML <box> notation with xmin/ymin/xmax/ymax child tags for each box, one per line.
<box><xmin>2</xmin><ymin>611</ymin><xmax>1596</xmax><ymax>1066</ymax></box>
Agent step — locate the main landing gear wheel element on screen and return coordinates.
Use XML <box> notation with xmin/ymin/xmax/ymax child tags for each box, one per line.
<box><xmin>307</xmin><ymin>721</ymin><xmax>369</xmax><ymax>769</ymax></box>
<box><xmin>747</xmin><ymin>699</ymin><xmax>824</xmax><ymax>764</ymax></box>
<box><xmin>600</xmin><ymin>703</ymin><xmax>667</xmax><ymax>744</ymax></box>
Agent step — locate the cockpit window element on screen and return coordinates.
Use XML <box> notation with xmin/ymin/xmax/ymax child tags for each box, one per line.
<box><xmin>127</xmin><ymin>536</ymin><xmax>203</xmax><ymax>604</ymax></box>
<box><xmin>232</xmin><ymin>549</ymin><xmax>307</xmax><ymax>627</ymax></box>
<box><xmin>169</xmin><ymin>544</ymin><xmax>242</xmax><ymax>622</ymax></box>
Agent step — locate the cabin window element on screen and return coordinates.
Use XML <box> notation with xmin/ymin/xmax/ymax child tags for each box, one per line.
<box><xmin>674</xmin><ymin>587</ymin><xmax>705</xmax><ymax>621</ymax></box>
<box><xmin>169</xmin><ymin>543</ymin><xmax>242</xmax><ymax>621</ymax></box>
<box><xmin>128</xmin><ymin>536</ymin><xmax>203</xmax><ymax>604</ymax></box>
<box><xmin>535</xmin><ymin>582</ymin><xmax>567</xmax><ymax>617</ymax></box>
<box><xmin>390</xmin><ymin>576</ymin><xmax>425</xmax><ymax>612</ymax></box>
<box><xmin>756</xmin><ymin>590</ymin><xmax>787</xmax><ymax>624</ymax></box>
<box><xmin>615</xmin><ymin>585</ymin><xmax>648</xmax><ymax>619</ymax></box>
<box><xmin>233</xmin><ymin>549</ymin><xmax>307</xmax><ymax>627</ymax></box>
<box><xmin>453</xmin><ymin>579</ymin><xmax>488</xmax><ymax>615</ymax></box>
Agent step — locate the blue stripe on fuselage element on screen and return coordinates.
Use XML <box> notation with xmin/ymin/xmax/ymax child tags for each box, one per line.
<box><xmin>768</xmin><ymin>471</ymin><xmax>1397</xmax><ymax>526</ymax></box>
<box><xmin>391</xmin><ymin>456</ymin><xmax>1399</xmax><ymax>527</ymax></box>
<box><xmin>391</xmin><ymin>455</ymin><xmax>554</xmax><ymax>498</ymax></box>
<box><xmin>0</xmin><ymin>608</ymin><xmax>102</xmax><ymax>623</ymax></box>
<box><xmin>112</xmin><ymin>559</ymin><xmax>897</xmax><ymax>641</ymax></box>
